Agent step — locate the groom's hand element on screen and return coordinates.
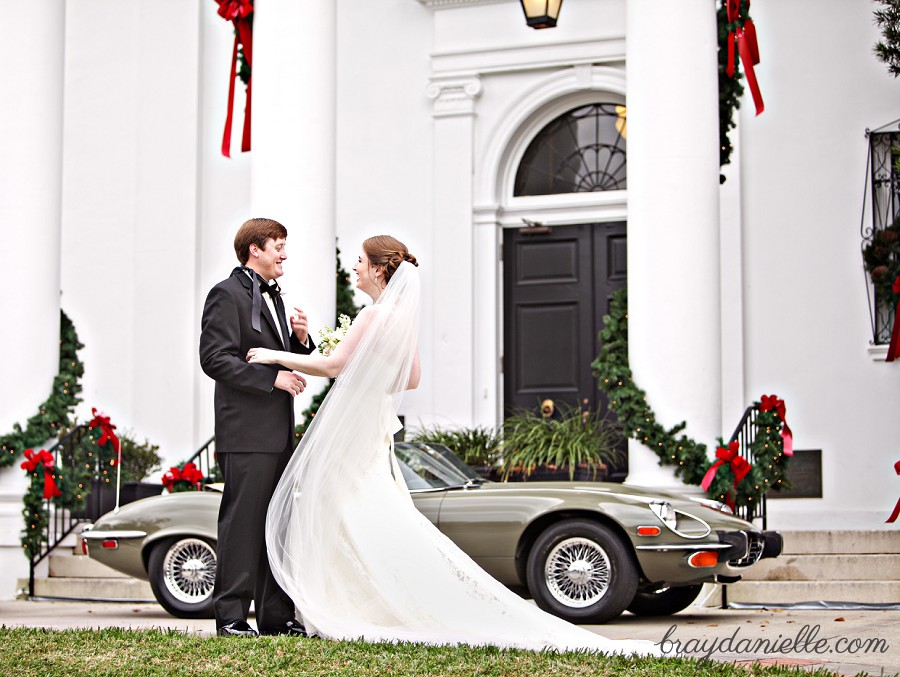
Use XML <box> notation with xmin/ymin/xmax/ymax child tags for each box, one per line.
<box><xmin>273</xmin><ymin>371</ymin><xmax>307</xmax><ymax>397</ymax></box>
<box><xmin>290</xmin><ymin>307</ymin><xmax>309</xmax><ymax>346</ymax></box>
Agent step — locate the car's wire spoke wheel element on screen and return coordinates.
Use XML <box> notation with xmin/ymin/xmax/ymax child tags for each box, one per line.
<box><xmin>544</xmin><ymin>536</ymin><xmax>611</xmax><ymax>607</ymax></box>
<box><xmin>161</xmin><ymin>538</ymin><xmax>217</xmax><ymax>604</ymax></box>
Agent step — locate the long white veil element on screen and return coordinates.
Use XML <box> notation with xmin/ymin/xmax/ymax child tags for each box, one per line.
<box><xmin>265</xmin><ymin>261</ymin><xmax>420</xmax><ymax>634</ymax></box>
<box><xmin>265</xmin><ymin>261</ymin><xmax>659</xmax><ymax>654</ymax></box>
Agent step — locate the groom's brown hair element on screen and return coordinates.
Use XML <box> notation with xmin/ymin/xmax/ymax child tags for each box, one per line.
<box><xmin>234</xmin><ymin>218</ymin><xmax>288</xmax><ymax>264</ymax></box>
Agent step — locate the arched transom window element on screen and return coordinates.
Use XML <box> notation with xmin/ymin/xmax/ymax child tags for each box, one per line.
<box><xmin>514</xmin><ymin>103</ymin><xmax>627</xmax><ymax>197</ymax></box>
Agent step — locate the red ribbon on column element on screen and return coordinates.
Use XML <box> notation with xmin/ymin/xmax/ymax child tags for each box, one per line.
<box><xmin>887</xmin><ymin>460</ymin><xmax>900</xmax><ymax>523</ymax></box>
<box><xmin>726</xmin><ymin>0</ymin><xmax>764</xmax><ymax>116</ymax></box>
<box><xmin>701</xmin><ymin>441</ymin><xmax>753</xmax><ymax>510</ymax></box>
<box><xmin>21</xmin><ymin>449</ymin><xmax>62</xmax><ymax>500</ymax></box>
<box><xmin>885</xmin><ymin>277</ymin><xmax>900</xmax><ymax>362</ymax></box>
<box><xmin>760</xmin><ymin>394</ymin><xmax>793</xmax><ymax>456</ymax></box>
<box><xmin>216</xmin><ymin>0</ymin><xmax>254</xmax><ymax>157</ymax></box>
<box><xmin>89</xmin><ymin>408</ymin><xmax>121</xmax><ymax>467</ymax></box>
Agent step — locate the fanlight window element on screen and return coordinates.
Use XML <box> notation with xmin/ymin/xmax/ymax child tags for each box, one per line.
<box><xmin>514</xmin><ymin>103</ymin><xmax>627</xmax><ymax>197</ymax></box>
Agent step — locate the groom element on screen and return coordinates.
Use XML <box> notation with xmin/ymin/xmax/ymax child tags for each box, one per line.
<box><xmin>200</xmin><ymin>217</ymin><xmax>315</xmax><ymax>637</ymax></box>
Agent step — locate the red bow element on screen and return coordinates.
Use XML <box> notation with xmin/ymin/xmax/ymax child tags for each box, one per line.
<box><xmin>21</xmin><ymin>449</ymin><xmax>62</xmax><ymax>500</ymax></box>
<box><xmin>216</xmin><ymin>0</ymin><xmax>252</xmax><ymax>21</ymax></box>
<box><xmin>214</xmin><ymin>0</ymin><xmax>254</xmax><ymax>157</ymax></box>
<box><xmin>701</xmin><ymin>441</ymin><xmax>752</xmax><ymax>510</ymax></box>
<box><xmin>887</xmin><ymin>460</ymin><xmax>900</xmax><ymax>524</ymax></box>
<box><xmin>886</xmin><ymin>277</ymin><xmax>900</xmax><ymax>362</ymax></box>
<box><xmin>759</xmin><ymin>394</ymin><xmax>793</xmax><ymax>456</ymax></box>
<box><xmin>725</xmin><ymin>0</ymin><xmax>764</xmax><ymax>116</ymax></box>
<box><xmin>162</xmin><ymin>462</ymin><xmax>204</xmax><ymax>491</ymax></box>
<box><xmin>89</xmin><ymin>408</ymin><xmax>121</xmax><ymax>466</ymax></box>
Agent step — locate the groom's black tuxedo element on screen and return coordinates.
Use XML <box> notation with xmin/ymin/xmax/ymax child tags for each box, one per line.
<box><xmin>200</xmin><ymin>267</ymin><xmax>315</xmax><ymax>630</ymax></box>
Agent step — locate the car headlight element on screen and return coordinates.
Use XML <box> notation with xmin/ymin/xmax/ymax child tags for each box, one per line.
<box><xmin>649</xmin><ymin>500</ymin><xmax>678</xmax><ymax>530</ymax></box>
<box><xmin>689</xmin><ymin>496</ymin><xmax>734</xmax><ymax>515</ymax></box>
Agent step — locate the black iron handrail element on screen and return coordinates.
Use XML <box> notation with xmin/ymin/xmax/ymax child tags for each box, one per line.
<box><xmin>28</xmin><ymin>429</ymin><xmax>217</xmax><ymax>597</ymax></box>
<box><xmin>29</xmin><ymin>423</ymin><xmax>89</xmax><ymax>597</ymax></box>
<box><xmin>727</xmin><ymin>404</ymin><xmax>767</xmax><ymax>529</ymax></box>
<box><xmin>184</xmin><ymin>436</ymin><xmax>219</xmax><ymax>483</ymax></box>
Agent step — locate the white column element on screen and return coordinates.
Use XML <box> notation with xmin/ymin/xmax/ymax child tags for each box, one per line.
<box><xmin>625</xmin><ymin>0</ymin><xmax>721</xmax><ymax>489</ymax></box>
<box><xmin>252</xmin><ymin>1</ymin><xmax>337</xmax><ymax>405</ymax></box>
<box><xmin>0</xmin><ymin>0</ymin><xmax>65</xmax><ymax>599</ymax></box>
<box><xmin>427</xmin><ymin>77</ymin><xmax>482</xmax><ymax>426</ymax></box>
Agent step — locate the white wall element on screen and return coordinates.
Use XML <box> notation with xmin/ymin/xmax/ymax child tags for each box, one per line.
<box><xmin>334</xmin><ymin>0</ymin><xmax>435</xmax><ymax>429</ymax></box>
<box><xmin>60</xmin><ymin>0</ymin><xmax>201</xmax><ymax>469</ymax></box>
<box><xmin>739</xmin><ymin>0</ymin><xmax>900</xmax><ymax>527</ymax></box>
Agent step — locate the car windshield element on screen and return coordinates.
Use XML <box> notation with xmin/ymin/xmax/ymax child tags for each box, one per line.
<box><xmin>394</xmin><ymin>442</ymin><xmax>483</xmax><ymax>490</ymax></box>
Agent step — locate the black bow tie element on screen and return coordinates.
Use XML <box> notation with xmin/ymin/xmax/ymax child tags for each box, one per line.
<box><xmin>260</xmin><ymin>281</ymin><xmax>281</xmax><ymax>296</ymax></box>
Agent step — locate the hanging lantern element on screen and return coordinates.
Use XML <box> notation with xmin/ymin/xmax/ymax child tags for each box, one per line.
<box><xmin>519</xmin><ymin>0</ymin><xmax>563</xmax><ymax>29</ymax></box>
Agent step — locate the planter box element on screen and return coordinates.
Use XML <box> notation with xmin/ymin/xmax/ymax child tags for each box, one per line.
<box><xmin>74</xmin><ymin>480</ymin><xmax>164</xmax><ymax>521</ymax></box>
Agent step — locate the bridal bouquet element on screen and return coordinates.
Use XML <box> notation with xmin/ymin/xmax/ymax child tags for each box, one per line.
<box><xmin>318</xmin><ymin>314</ymin><xmax>352</xmax><ymax>356</ymax></box>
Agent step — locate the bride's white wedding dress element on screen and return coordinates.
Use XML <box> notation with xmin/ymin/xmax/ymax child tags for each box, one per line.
<box><xmin>266</xmin><ymin>262</ymin><xmax>659</xmax><ymax>655</ymax></box>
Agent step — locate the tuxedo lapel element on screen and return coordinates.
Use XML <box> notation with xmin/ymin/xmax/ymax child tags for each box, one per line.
<box><xmin>233</xmin><ymin>268</ymin><xmax>284</xmax><ymax>347</ymax></box>
<box><xmin>274</xmin><ymin>295</ymin><xmax>291</xmax><ymax>350</ymax></box>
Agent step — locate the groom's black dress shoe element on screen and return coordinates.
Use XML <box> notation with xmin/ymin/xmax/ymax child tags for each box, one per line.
<box><xmin>217</xmin><ymin>620</ymin><xmax>258</xmax><ymax>637</ymax></box>
<box><xmin>259</xmin><ymin>619</ymin><xmax>308</xmax><ymax>637</ymax></box>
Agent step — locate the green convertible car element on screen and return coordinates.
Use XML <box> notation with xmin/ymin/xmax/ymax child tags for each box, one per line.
<box><xmin>83</xmin><ymin>442</ymin><xmax>781</xmax><ymax>624</ymax></box>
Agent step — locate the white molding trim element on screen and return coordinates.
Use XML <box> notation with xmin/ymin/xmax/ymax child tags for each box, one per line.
<box><xmin>415</xmin><ymin>0</ymin><xmax>503</xmax><ymax>8</ymax></box>
<box><xmin>426</xmin><ymin>77</ymin><xmax>483</xmax><ymax>117</ymax></box>
<box><xmin>432</xmin><ymin>38</ymin><xmax>625</xmax><ymax>78</ymax></box>
<box><xmin>476</xmin><ymin>64</ymin><xmax>626</xmax><ymax>207</ymax></box>
<box><xmin>867</xmin><ymin>344</ymin><xmax>891</xmax><ymax>361</ymax></box>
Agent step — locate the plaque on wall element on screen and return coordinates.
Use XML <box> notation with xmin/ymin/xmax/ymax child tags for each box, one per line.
<box><xmin>768</xmin><ymin>449</ymin><xmax>822</xmax><ymax>499</ymax></box>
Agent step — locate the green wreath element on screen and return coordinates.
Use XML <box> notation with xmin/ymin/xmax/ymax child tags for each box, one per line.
<box><xmin>592</xmin><ymin>289</ymin><xmax>791</xmax><ymax>511</ymax></box>
<box><xmin>863</xmin><ymin>215</ymin><xmax>900</xmax><ymax>309</ymax></box>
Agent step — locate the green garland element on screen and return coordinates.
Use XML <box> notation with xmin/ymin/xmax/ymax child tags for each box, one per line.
<box><xmin>21</xmin><ymin>423</ymin><xmax>119</xmax><ymax>558</ymax></box>
<box><xmin>718</xmin><ymin>0</ymin><xmax>749</xmax><ymax>183</ymax></box>
<box><xmin>1</xmin><ymin>311</ymin><xmax>84</xmax><ymax>468</ymax></box>
<box><xmin>592</xmin><ymin>289</ymin><xmax>790</xmax><ymax>510</ymax></box>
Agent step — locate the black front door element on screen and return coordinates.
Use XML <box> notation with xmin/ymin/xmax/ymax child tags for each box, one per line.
<box><xmin>503</xmin><ymin>222</ymin><xmax>627</xmax><ymax>477</ymax></box>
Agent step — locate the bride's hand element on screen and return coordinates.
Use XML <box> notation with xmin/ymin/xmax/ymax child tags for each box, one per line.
<box><xmin>247</xmin><ymin>347</ymin><xmax>276</xmax><ymax>364</ymax></box>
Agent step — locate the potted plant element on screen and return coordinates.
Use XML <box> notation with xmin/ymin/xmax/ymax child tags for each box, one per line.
<box><xmin>118</xmin><ymin>433</ymin><xmax>165</xmax><ymax>503</ymax></box>
<box><xmin>500</xmin><ymin>404</ymin><xmax>623</xmax><ymax>482</ymax></box>
<box><xmin>409</xmin><ymin>425</ymin><xmax>502</xmax><ymax>478</ymax></box>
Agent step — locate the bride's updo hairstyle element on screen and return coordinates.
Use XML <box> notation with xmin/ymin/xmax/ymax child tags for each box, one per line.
<box><xmin>363</xmin><ymin>235</ymin><xmax>418</xmax><ymax>284</ymax></box>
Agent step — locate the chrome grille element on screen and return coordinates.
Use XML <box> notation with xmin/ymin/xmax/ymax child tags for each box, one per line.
<box><xmin>729</xmin><ymin>532</ymin><xmax>764</xmax><ymax>567</ymax></box>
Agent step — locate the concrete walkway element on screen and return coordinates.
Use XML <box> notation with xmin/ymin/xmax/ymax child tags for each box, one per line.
<box><xmin>0</xmin><ymin>599</ymin><xmax>898</xmax><ymax>675</ymax></box>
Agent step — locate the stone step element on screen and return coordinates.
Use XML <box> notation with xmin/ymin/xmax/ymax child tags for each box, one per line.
<box><xmin>741</xmin><ymin>553</ymin><xmax>900</xmax><ymax>582</ymax></box>
<box><xmin>17</xmin><ymin>576</ymin><xmax>155</xmax><ymax>602</ymax></box>
<box><xmin>779</xmin><ymin>530</ymin><xmax>900</xmax><ymax>555</ymax></box>
<box><xmin>48</xmin><ymin>550</ymin><xmax>130</xmax><ymax>579</ymax></box>
<box><xmin>720</xmin><ymin>580</ymin><xmax>900</xmax><ymax>606</ymax></box>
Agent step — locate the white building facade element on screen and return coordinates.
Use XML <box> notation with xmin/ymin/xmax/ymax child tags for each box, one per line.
<box><xmin>0</xmin><ymin>0</ymin><xmax>897</xmax><ymax>598</ymax></box>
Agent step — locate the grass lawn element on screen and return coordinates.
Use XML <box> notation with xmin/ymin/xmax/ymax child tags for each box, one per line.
<box><xmin>0</xmin><ymin>627</ymin><xmax>842</xmax><ymax>676</ymax></box>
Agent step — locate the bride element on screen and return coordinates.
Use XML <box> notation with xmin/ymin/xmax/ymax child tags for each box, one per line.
<box><xmin>246</xmin><ymin>235</ymin><xmax>660</xmax><ymax>655</ymax></box>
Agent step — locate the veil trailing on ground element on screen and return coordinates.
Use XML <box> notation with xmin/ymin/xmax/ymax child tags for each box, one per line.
<box><xmin>265</xmin><ymin>261</ymin><xmax>659</xmax><ymax>654</ymax></box>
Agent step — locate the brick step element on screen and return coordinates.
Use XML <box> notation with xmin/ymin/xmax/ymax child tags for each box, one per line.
<box><xmin>779</xmin><ymin>530</ymin><xmax>900</xmax><ymax>555</ymax></box>
<box><xmin>48</xmin><ymin>550</ymin><xmax>130</xmax><ymax>579</ymax></box>
<box><xmin>717</xmin><ymin>580</ymin><xmax>900</xmax><ymax>606</ymax></box>
<box><xmin>741</xmin><ymin>553</ymin><xmax>900</xmax><ymax>582</ymax></box>
<box><xmin>17</xmin><ymin>576</ymin><xmax>155</xmax><ymax>602</ymax></box>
